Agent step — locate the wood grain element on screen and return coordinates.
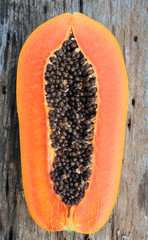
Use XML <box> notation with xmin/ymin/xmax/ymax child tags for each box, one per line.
<box><xmin>0</xmin><ymin>0</ymin><xmax>147</xmax><ymax>239</ymax></box>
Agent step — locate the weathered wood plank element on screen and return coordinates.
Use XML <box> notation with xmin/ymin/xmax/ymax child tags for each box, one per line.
<box><xmin>0</xmin><ymin>0</ymin><xmax>147</xmax><ymax>239</ymax></box>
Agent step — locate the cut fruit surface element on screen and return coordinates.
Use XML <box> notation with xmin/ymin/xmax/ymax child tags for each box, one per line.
<box><xmin>17</xmin><ymin>12</ymin><xmax>128</xmax><ymax>233</ymax></box>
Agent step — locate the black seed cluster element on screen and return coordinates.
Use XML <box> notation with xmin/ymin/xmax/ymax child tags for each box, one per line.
<box><xmin>44</xmin><ymin>33</ymin><xmax>97</xmax><ymax>206</ymax></box>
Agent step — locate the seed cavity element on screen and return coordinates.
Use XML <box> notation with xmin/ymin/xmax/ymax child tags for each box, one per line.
<box><xmin>44</xmin><ymin>32</ymin><xmax>98</xmax><ymax>206</ymax></box>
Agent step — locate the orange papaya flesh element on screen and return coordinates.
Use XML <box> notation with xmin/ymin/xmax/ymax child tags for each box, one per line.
<box><xmin>17</xmin><ymin>12</ymin><xmax>128</xmax><ymax>233</ymax></box>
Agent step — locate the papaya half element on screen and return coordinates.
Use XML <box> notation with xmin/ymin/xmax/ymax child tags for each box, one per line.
<box><xmin>17</xmin><ymin>12</ymin><xmax>129</xmax><ymax>233</ymax></box>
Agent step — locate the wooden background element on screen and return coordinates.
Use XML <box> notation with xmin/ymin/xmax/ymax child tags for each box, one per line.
<box><xmin>0</xmin><ymin>0</ymin><xmax>147</xmax><ymax>239</ymax></box>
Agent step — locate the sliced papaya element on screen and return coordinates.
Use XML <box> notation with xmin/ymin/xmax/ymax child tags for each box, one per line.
<box><xmin>17</xmin><ymin>12</ymin><xmax>129</xmax><ymax>233</ymax></box>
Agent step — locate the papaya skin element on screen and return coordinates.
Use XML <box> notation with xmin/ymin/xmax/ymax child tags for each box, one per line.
<box><xmin>17</xmin><ymin>12</ymin><xmax>128</xmax><ymax>233</ymax></box>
